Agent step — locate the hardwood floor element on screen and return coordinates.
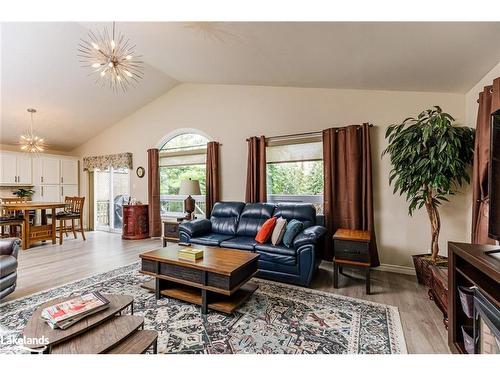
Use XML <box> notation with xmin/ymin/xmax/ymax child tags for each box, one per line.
<box><xmin>3</xmin><ymin>231</ymin><xmax>449</xmax><ymax>354</ymax></box>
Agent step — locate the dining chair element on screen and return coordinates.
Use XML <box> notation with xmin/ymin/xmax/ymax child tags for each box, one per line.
<box><xmin>0</xmin><ymin>197</ymin><xmax>35</xmax><ymax>228</ymax></box>
<box><xmin>0</xmin><ymin>199</ymin><xmax>25</xmax><ymax>242</ymax></box>
<box><xmin>48</xmin><ymin>196</ymin><xmax>86</xmax><ymax>245</ymax></box>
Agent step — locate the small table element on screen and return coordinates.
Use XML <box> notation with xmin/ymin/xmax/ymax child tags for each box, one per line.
<box><xmin>162</xmin><ymin>219</ymin><xmax>181</xmax><ymax>246</ymax></box>
<box><xmin>333</xmin><ymin>228</ymin><xmax>372</xmax><ymax>294</ymax></box>
<box><xmin>23</xmin><ymin>294</ymin><xmax>157</xmax><ymax>354</ymax></box>
<box><xmin>140</xmin><ymin>245</ymin><xmax>259</xmax><ymax>315</ymax></box>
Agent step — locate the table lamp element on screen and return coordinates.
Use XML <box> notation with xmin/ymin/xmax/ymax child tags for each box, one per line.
<box><xmin>179</xmin><ymin>179</ymin><xmax>201</xmax><ymax>220</ymax></box>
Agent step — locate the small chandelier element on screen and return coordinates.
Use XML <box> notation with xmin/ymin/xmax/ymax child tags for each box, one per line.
<box><xmin>78</xmin><ymin>22</ymin><xmax>144</xmax><ymax>92</ymax></box>
<box><xmin>19</xmin><ymin>108</ymin><xmax>45</xmax><ymax>153</ymax></box>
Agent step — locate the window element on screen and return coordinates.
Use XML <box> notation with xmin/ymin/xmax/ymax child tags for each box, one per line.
<box><xmin>266</xmin><ymin>136</ymin><xmax>324</xmax><ymax>214</ymax></box>
<box><xmin>159</xmin><ymin>133</ymin><xmax>208</xmax><ymax>217</ymax></box>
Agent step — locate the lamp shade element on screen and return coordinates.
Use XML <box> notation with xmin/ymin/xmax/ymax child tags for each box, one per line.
<box><xmin>179</xmin><ymin>179</ymin><xmax>201</xmax><ymax>195</ymax></box>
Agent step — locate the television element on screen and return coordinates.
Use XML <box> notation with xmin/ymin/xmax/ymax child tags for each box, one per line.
<box><xmin>488</xmin><ymin>109</ymin><xmax>500</xmax><ymax>240</ymax></box>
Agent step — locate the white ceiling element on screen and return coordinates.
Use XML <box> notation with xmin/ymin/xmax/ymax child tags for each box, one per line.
<box><xmin>2</xmin><ymin>22</ymin><xmax>500</xmax><ymax>150</ymax></box>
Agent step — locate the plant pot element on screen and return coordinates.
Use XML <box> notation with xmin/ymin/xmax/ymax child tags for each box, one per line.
<box><xmin>412</xmin><ymin>253</ymin><xmax>448</xmax><ymax>287</ymax></box>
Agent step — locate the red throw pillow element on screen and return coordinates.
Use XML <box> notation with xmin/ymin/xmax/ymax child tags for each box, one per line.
<box><xmin>255</xmin><ymin>217</ymin><xmax>278</xmax><ymax>244</ymax></box>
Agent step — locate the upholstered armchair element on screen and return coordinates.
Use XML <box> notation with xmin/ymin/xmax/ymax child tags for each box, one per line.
<box><xmin>0</xmin><ymin>238</ymin><xmax>21</xmax><ymax>299</ymax></box>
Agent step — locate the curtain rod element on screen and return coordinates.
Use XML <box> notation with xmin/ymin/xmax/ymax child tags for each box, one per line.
<box><xmin>246</xmin><ymin>124</ymin><xmax>374</xmax><ymax>142</ymax></box>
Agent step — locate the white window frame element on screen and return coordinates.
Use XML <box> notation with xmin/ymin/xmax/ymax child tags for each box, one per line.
<box><xmin>265</xmin><ymin>136</ymin><xmax>324</xmax><ymax>210</ymax></box>
<box><xmin>158</xmin><ymin>130</ymin><xmax>210</xmax><ymax>219</ymax></box>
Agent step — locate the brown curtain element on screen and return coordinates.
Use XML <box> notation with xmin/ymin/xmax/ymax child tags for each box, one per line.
<box><xmin>472</xmin><ymin>77</ymin><xmax>500</xmax><ymax>244</ymax></box>
<box><xmin>205</xmin><ymin>141</ymin><xmax>220</xmax><ymax>219</ymax></box>
<box><xmin>245</xmin><ymin>136</ymin><xmax>267</xmax><ymax>203</ymax></box>
<box><xmin>323</xmin><ymin>123</ymin><xmax>379</xmax><ymax>265</ymax></box>
<box><xmin>147</xmin><ymin>148</ymin><xmax>161</xmax><ymax>237</ymax></box>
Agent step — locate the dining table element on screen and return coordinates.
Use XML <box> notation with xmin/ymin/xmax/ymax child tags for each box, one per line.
<box><xmin>0</xmin><ymin>201</ymin><xmax>69</xmax><ymax>249</ymax></box>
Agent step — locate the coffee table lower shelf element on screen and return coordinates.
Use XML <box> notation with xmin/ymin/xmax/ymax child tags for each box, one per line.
<box><xmin>142</xmin><ymin>279</ymin><xmax>258</xmax><ymax>314</ymax></box>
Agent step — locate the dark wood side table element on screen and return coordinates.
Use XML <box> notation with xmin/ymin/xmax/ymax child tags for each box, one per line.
<box><xmin>333</xmin><ymin>228</ymin><xmax>372</xmax><ymax>294</ymax></box>
<box><xmin>162</xmin><ymin>219</ymin><xmax>181</xmax><ymax>246</ymax></box>
<box><xmin>122</xmin><ymin>204</ymin><xmax>150</xmax><ymax>240</ymax></box>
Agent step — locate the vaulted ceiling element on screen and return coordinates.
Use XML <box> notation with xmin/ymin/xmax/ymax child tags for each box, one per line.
<box><xmin>2</xmin><ymin>22</ymin><xmax>500</xmax><ymax>150</ymax></box>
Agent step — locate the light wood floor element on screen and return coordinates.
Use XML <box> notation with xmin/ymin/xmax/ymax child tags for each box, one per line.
<box><xmin>3</xmin><ymin>231</ymin><xmax>449</xmax><ymax>354</ymax></box>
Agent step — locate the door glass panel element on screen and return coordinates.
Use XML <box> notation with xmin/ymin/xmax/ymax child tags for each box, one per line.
<box><xmin>112</xmin><ymin>168</ymin><xmax>130</xmax><ymax>231</ymax></box>
<box><xmin>95</xmin><ymin>169</ymin><xmax>111</xmax><ymax>230</ymax></box>
<box><xmin>94</xmin><ymin>168</ymin><xmax>130</xmax><ymax>233</ymax></box>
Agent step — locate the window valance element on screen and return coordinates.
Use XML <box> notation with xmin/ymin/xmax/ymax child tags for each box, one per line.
<box><xmin>83</xmin><ymin>152</ymin><xmax>133</xmax><ymax>171</ymax></box>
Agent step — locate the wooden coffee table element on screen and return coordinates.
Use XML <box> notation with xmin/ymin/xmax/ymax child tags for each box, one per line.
<box><xmin>23</xmin><ymin>294</ymin><xmax>157</xmax><ymax>354</ymax></box>
<box><xmin>140</xmin><ymin>245</ymin><xmax>259</xmax><ymax>314</ymax></box>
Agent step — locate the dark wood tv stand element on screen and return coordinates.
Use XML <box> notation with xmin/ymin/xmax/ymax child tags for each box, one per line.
<box><xmin>448</xmin><ymin>242</ymin><xmax>500</xmax><ymax>354</ymax></box>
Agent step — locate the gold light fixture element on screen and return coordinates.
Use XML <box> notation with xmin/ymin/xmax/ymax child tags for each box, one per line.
<box><xmin>19</xmin><ymin>108</ymin><xmax>45</xmax><ymax>153</ymax></box>
<box><xmin>78</xmin><ymin>22</ymin><xmax>144</xmax><ymax>92</ymax></box>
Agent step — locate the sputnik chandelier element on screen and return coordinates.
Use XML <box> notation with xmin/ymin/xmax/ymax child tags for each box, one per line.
<box><xmin>78</xmin><ymin>22</ymin><xmax>144</xmax><ymax>92</ymax></box>
<box><xmin>19</xmin><ymin>108</ymin><xmax>45</xmax><ymax>153</ymax></box>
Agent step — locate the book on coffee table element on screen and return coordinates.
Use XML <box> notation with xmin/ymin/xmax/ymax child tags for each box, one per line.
<box><xmin>40</xmin><ymin>291</ymin><xmax>110</xmax><ymax>330</ymax></box>
<box><xmin>178</xmin><ymin>248</ymin><xmax>204</xmax><ymax>261</ymax></box>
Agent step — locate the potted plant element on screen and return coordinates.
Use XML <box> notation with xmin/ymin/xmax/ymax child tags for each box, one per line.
<box><xmin>382</xmin><ymin>106</ymin><xmax>475</xmax><ymax>286</ymax></box>
<box><xmin>13</xmin><ymin>188</ymin><xmax>35</xmax><ymax>201</ymax></box>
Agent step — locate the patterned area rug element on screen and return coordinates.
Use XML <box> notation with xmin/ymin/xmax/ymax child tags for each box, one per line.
<box><xmin>0</xmin><ymin>262</ymin><xmax>407</xmax><ymax>354</ymax></box>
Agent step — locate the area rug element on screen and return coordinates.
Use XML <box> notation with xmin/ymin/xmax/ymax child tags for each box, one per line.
<box><xmin>0</xmin><ymin>262</ymin><xmax>407</xmax><ymax>354</ymax></box>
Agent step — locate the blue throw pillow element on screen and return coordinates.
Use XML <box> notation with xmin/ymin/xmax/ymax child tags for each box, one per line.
<box><xmin>282</xmin><ymin>219</ymin><xmax>303</xmax><ymax>248</ymax></box>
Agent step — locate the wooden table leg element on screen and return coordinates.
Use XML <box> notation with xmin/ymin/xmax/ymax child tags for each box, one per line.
<box><xmin>201</xmin><ymin>289</ymin><xmax>208</xmax><ymax>315</ymax></box>
<box><xmin>23</xmin><ymin>209</ymin><xmax>30</xmax><ymax>250</ymax></box>
<box><xmin>51</xmin><ymin>208</ymin><xmax>57</xmax><ymax>244</ymax></box>
<box><xmin>41</xmin><ymin>209</ymin><xmax>47</xmax><ymax>225</ymax></box>
<box><xmin>155</xmin><ymin>278</ymin><xmax>161</xmax><ymax>300</ymax></box>
<box><xmin>366</xmin><ymin>267</ymin><xmax>371</xmax><ymax>295</ymax></box>
<box><xmin>333</xmin><ymin>261</ymin><xmax>339</xmax><ymax>289</ymax></box>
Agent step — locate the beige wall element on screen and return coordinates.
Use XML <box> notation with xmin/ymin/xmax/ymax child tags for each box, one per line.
<box><xmin>73</xmin><ymin>83</ymin><xmax>469</xmax><ymax>270</ymax></box>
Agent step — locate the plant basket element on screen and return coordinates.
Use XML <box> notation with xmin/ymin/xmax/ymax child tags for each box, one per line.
<box><xmin>412</xmin><ymin>253</ymin><xmax>448</xmax><ymax>287</ymax></box>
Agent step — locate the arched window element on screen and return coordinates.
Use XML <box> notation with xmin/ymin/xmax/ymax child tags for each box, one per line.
<box><xmin>159</xmin><ymin>132</ymin><xmax>209</xmax><ymax>217</ymax></box>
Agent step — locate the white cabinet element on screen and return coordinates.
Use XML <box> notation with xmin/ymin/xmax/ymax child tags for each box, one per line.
<box><xmin>61</xmin><ymin>184</ymin><xmax>79</xmax><ymax>198</ymax></box>
<box><xmin>0</xmin><ymin>152</ymin><xmax>17</xmax><ymax>184</ymax></box>
<box><xmin>61</xmin><ymin>159</ymin><xmax>78</xmax><ymax>185</ymax></box>
<box><xmin>32</xmin><ymin>155</ymin><xmax>79</xmax><ymax>202</ymax></box>
<box><xmin>40</xmin><ymin>185</ymin><xmax>61</xmax><ymax>202</ymax></box>
<box><xmin>40</xmin><ymin>157</ymin><xmax>60</xmax><ymax>184</ymax></box>
<box><xmin>0</xmin><ymin>151</ymin><xmax>32</xmax><ymax>185</ymax></box>
<box><xmin>17</xmin><ymin>154</ymin><xmax>33</xmax><ymax>184</ymax></box>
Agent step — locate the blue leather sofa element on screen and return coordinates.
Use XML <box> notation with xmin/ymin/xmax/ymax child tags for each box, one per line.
<box><xmin>178</xmin><ymin>202</ymin><xmax>326</xmax><ymax>286</ymax></box>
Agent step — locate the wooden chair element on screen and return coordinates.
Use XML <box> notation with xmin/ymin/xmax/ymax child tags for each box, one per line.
<box><xmin>49</xmin><ymin>196</ymin><xmax>86</xmax><ymax>245</ymax></box>
<box><xmin>0</xmin><ymin>200</ymin><xmax>25</xmax><ymax>243</ymax></box>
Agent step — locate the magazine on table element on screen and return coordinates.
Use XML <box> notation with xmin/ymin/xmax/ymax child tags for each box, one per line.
<box><xmin>40</xmin><ymin>291</ymin><xmax>110</xmax><ymax>330</ymax></box>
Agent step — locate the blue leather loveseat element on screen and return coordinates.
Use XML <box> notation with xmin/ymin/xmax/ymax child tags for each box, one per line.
<box><xmin>178</xmin><ymin>202</ymin><xmax>326</xmax><ymax>286</ymax></box>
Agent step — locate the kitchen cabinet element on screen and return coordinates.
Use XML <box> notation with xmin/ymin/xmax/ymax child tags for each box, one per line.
<box><xmin>60</xmin><ymin>159</ymin><xmax>78</xmax><ymax>185</ymax></box>
<box><xmin>0</xmin><ymin>151</ymin><xmax>32</xmax><ymax>185</ymax></box>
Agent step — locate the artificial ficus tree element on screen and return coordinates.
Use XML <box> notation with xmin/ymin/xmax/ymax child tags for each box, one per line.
<box><xmin>382</xmin><ymin>106</ymin><xmax>475</xmax><ymax>262</ymax></box>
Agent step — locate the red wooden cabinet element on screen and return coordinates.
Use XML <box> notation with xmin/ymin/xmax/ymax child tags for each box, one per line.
<box><xmin>122</xmin><ymin>204</ymin><xmax>150</xmax><ymax>240</ymax></box>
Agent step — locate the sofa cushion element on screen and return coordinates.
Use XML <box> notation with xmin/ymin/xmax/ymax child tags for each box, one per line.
<box><xmin>255</xmin><ymin>217</ymin><xmax>277</xmax><ymax>244</ymax></box>
<box><xmin>282</xmin><ymin>219</ymin><xmax>303</xmax><ymax>248</ymax></box>
<box><xmin>254</xmin><ymin>244</ymin><xmax>297</xmax><ymax>266</ymax></box>
<box><xmin>210</xmin><ymin>202</ymin><xmax>245</xmax><ymax>235</ymax></box>
<box><xmin>254</xmin><ymin>243</ymin><xmax>297</xmax><ymax>257</ymax></box>
<box><xmin>271</xmin><ymin>217</ymin><xmax>287</xmax><ymax>245</ymax></box>
<box><xmin>0</xmin><ymin>255</ymin><xmax>18</xmax><ymax>278</ymax></box>
<box><xmin>273</xmin><ymin>203</ymin><xmax>316</xmax><ymax>228</ymax></box>
<box><xmin>220</xmin><ymin>236</ymin><xmax>257</xmax><ymax>251</ymax></box>
<box><xmin>189</xmin><ymin>234</ymin><xmax>235</xmax><ymax>247</ymax></box>
<box><xmin>236</xmin><ymin>203</ymin><xmax>275</xmax><ymax>237</ymax></box>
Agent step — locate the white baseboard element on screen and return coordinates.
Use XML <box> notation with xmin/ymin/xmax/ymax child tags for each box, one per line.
<box><xmin>374</xmin><ymin>263</ymin><xmax>416</xmax><ymax>275</ymax></box>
